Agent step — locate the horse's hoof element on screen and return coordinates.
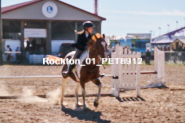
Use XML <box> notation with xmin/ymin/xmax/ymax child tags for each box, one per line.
<box><xmin>76</xmin><ymin>102</ymin><xmax>83</xmax><ymax>107</ymax></box>
<box><xmin>94</xmin><ymin>101</ymin><xmax>99</xmax><ymax>107</ymax></box>
<box><xmin>76</xmin><ymin>104</ymin><xmax>82</xmax><ymax>108</ymax></box>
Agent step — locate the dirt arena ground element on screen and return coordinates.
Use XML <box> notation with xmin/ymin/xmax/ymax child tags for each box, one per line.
<box><xmin>0</xmin><ymin>64</ymin><xmax>185</xmax><ymax>123</ymax></box>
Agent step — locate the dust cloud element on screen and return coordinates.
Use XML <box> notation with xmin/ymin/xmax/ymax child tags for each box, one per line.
<box><xmin>0</xmin><ymin>83</ymin><xmax>10</xmax><ymax>96</ymax></box>
<box><xmin>0</xmin><ymin>83</ymin><xmax>62</xmax><ymax>105</ymax></box>
<box><xmin>18</xmin><ymin>87</ymin><xmax>61</xmax><ymax>105</ymax></box>
<box><xmin>18</xmin><ymin>87</ymin><xmax>48</xmax><ymax>103</ymax></box>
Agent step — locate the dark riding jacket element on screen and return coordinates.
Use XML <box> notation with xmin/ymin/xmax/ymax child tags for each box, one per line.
<box><xmin>72</xmin><ymin>32</ymin><xmax>92</xmax><ymax>51</ymax></box>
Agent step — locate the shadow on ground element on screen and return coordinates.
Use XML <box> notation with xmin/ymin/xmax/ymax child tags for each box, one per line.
<box><xmin>61</xmin><ymin>106</ymin><xmax>111</xmax><ymax>123</ymax></box>
<box><xmin>116</xmin><ymin>96</ymin><xmax>145</xmax><ymax>102</ymax></box>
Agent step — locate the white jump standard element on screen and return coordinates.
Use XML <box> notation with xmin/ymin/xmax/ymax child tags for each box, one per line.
<box><xmin>111</xmin><ymin>44</ymin><xmax>165</xmax><ymax>97</ymax></box>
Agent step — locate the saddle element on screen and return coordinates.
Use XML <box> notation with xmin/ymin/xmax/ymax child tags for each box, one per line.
<box><xmin>65</xmin><ymin>50</ymin><xmax>89</xmax><ymax>81</ymax></box>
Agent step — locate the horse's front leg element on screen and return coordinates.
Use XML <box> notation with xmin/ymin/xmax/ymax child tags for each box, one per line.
<box><xmin>75</xmin><ymin>83</ymin><xmax>82</xmax><ymax>107</ymax></box>
<box><xmin>92</xmin><ymin>78</ymin><xmax>102</xmax><ymax>107</ymax></box>
<box><xmin>61</xmin><ymin>78</ymin><xmax>67</xmax><ymax>108</ymax></box>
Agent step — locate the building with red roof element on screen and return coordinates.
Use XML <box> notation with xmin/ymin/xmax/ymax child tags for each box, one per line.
<box><xmin>2</xmin><ymin>0</ymin><xmax>106</xmax><ymax>63</ymax></box>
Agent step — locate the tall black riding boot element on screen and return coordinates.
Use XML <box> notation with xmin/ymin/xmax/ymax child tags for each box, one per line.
<box><xmin>62</xmin><ymin>64</ymin><xmax>75</xmax><ymax>77</ymax></box>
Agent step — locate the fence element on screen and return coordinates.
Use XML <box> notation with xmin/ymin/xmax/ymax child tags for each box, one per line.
<box><xmin>165</xmin><ymin>51</ymin><xmax>185</xmax><ymax>64</ymax></box>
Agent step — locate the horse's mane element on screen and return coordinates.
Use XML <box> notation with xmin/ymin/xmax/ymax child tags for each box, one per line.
<box><xmin>87</xmin><ymin>33</ymin><xmax>104</xmax><ymax>49</ymax></box>
<box><xmin>91</xmin><ymin>33</ymin><xmax>103</xmax><ymax>41</ymax></box>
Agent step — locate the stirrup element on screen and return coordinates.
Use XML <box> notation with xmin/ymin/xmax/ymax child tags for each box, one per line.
<box><xmin>62</xmin><ymin>71</ymin><xmax>70</xmax><ymax>77</ymax></box>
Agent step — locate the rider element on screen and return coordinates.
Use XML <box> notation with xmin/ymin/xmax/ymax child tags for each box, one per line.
<box><xmin>62</xmin><ymin>21</ymin><xmax>95</xmax><ymax>77</ymax></box>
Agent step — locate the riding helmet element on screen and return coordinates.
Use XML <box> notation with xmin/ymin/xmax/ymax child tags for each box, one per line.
<box><xmin>83</xmin><ymin>21</ymin><xmax>95</xmax><ymax>30</ymax></box>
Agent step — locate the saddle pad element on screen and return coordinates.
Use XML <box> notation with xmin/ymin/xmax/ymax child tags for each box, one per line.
<box><xmin>65</xmin><ymin>50</ymin><xmax>89</xmax><ymax>81</ymax></box>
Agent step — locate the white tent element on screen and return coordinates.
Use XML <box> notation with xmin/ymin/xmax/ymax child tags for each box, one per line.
<box><xmin>152</xmin><ymin>36</ymin><xmax>185</xmax><ymax>44</ymax></box>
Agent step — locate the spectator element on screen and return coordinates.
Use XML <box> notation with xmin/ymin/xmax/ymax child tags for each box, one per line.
<box><xmin>172</xmin><ymin>46</ymin><xmax>175</xmax><ymax>51</ymax></box>
<box><xmin>182</xmin><ymin>45</ymin><xmax>185</xmax><ymax>52</ymax></box>
<box><xmin>161</xmin><ymin>47</ymin><xmax>164</xmax><ymax>51</ymax></box>
<box><xmin>151</xmin><ymin>46</ymin><xmax>154</xmax><ymax>52</ymax></box>
<box><xmin>31</xmin><ymin>38</ymin><xmax>36</xmax><ymax>51</ymax></box>
<box><xmin>25</xmin><ymin>40</ymin><xmax>30</xmax><ymax>51</ymax></box>
<box><xmin>145</xmin><ymin>48</ymin><xmax>151</xmax><ymax>65</ymax></box>
<box><xmin>25</xmin><ymin>41</ymin><xmax>30</xmax><ymax>63</ymax></box>
<box><xmin>15</xmin><ymin>47</ymin><xmax>21</xmax><ymax>63</ymax></box>
<box><xmin>178</xmin><ymin>45</ymin><xmax>182</xmax><ymax>51</ymax></box>
<box><xmin>20</xmin><ymin>47</ymin><xmax>24</xmax><ymax>63</ymax></box>
<box><xmin>6</xmin><ymin>45</ymin><xmax>12</xmax><ymax>63</ymax></box>
<box><xmin>112</xmin><ymin>46</ymin><xmax>115</xmax><ymax>52</ymax></box>
<box><xmin>167</xmin><ymin>46</ymin><xmax>170</xmax><ymax>51</ymax></box>
<box><xmin>126</xmin><ymin>46</ymin><xmax>130</xmax><ymax>54</ymax></box>
<box><xmin>164</xmin><ymin>46</ymin><xmax>167</xmax><ymax>51</ymax></box>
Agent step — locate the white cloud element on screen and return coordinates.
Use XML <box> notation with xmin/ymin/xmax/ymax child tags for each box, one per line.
<box><xmin>105</xmin><ymin>10</ymin><xmax>185</xmax><ymax>16</ymax></box>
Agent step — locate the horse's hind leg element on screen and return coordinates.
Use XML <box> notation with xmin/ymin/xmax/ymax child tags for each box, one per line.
<box><xmin>92</xmin><ymin>78</ymin><xmax>102</xmax><ymax>107</ymax></box>
<box><xmin>75</xmin><ymin>83</ymin><xmax>82</xmax><ymax>107</ymax></box>
<box><xmin>80</xmin><ymin>81</ymin><xmax>87</xmax><ymax>109</ymax></box>
<box><xmin>61</xmin><ymin>78</ymin><xmax>67</xmax><ymax>107</ymax></box>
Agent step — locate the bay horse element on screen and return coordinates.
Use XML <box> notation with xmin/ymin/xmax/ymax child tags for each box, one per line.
<box><xmin>61</xmin><ymin>33</ymin><xmax>107</xmax><ymax>109</ymax></box>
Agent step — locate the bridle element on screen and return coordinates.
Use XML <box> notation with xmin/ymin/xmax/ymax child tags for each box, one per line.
<box><xmin>88</xmin><ymin>34</ymin><xmax>107</xmax><ymax>73</ymax></box>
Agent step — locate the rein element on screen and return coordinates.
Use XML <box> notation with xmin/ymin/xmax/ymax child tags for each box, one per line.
<box><xmin>88</xmin><ymin>36</ymin><xmax>99</xmax><ymax>73</ymax></box>
<box><xmin>86</xmin><ymin>33</ymin><xmax>107</xmax><ymax>74</ymax></box>
<box><xmin>89</xmin><ymin>37</ymin><xmax>106</xmax><ymax>73</ymax></box>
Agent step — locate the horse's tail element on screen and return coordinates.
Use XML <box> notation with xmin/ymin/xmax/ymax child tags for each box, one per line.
<box><xmin>45</xmin><ymin>55</ymin><xmax>62</xmax><ymax>65</ymax></box>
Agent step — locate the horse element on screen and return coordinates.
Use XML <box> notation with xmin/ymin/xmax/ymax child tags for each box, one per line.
<box><xmin>60</xmin><ymin>33</ymin><xmax>108</xmax><ymax>109</ymax></box>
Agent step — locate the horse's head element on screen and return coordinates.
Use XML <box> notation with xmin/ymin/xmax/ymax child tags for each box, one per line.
<box><xmin>88</xmin><ymin>33</ymin><xmax>108</xmax><ymax>59</ymax></box>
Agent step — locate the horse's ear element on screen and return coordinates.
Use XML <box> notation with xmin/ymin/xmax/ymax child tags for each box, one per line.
<box><xmin>103</xmin><ymin>34</ymin><xmax>105</xmax><ymax>40</ymax></box>
<box><xmin>92</xmin><ymin>35</ymin><xmax>97</xmax><ymax>41</ymax></box>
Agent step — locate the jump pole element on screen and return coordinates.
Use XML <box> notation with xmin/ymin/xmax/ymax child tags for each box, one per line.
<box><xmin>0</xmin><ymin>75</ymin><xmax>62</xmax><ymax>79</ymax></box>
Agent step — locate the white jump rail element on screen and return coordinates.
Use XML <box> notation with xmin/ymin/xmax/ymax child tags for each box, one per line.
<box><xmin>0</xmin><ymin>75</ymin><xmax>62</xmax><ymax>79</ymax></box>
<box><xmin>111</xmin><ymin>44</ymin><xmax>165</xmax><ymax>97</ymax></box>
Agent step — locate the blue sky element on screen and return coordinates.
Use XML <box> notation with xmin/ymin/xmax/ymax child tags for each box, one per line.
<box><xmin>2</xmin><ymin>0</ymin><xmax>185</xmax><ymax>37</ymax></box>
